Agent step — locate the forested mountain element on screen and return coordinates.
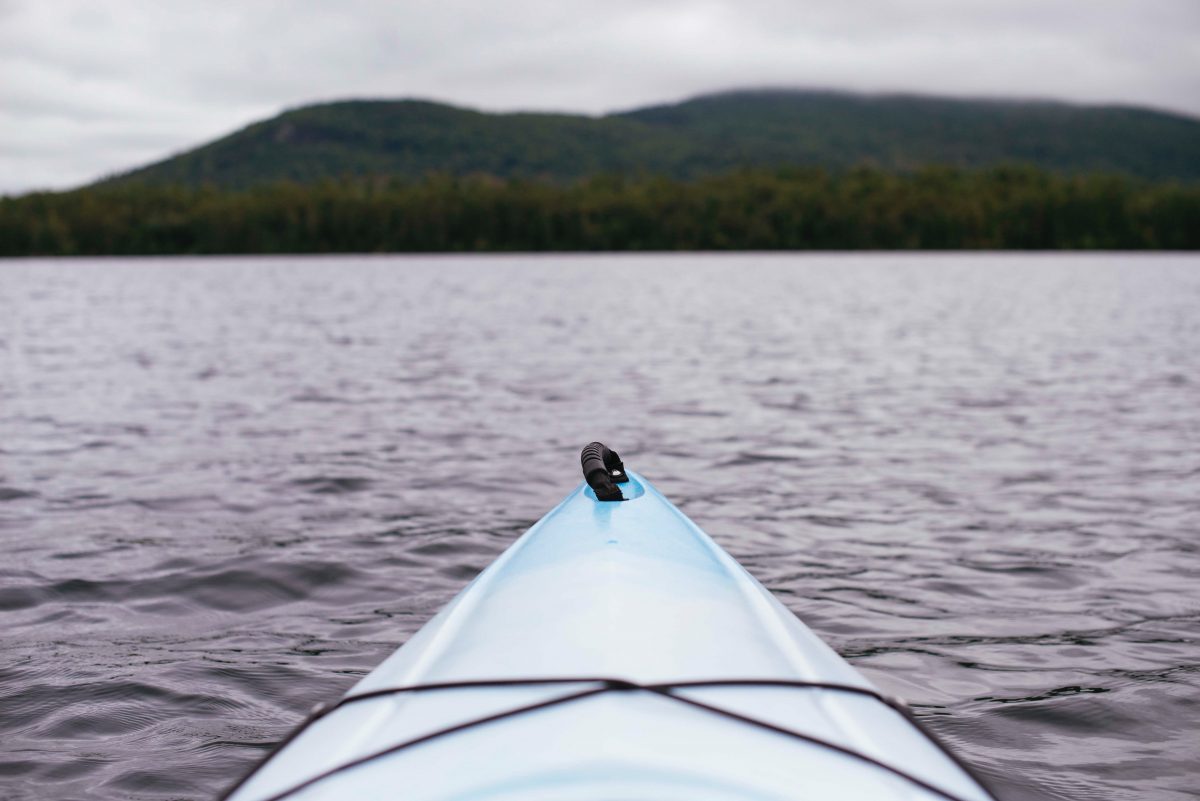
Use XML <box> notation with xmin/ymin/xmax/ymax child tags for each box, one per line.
<box><xmin>102</xmin><ymin>90</ymin><xmax>1200</xmax><ymax>188</ymax></box>
<box><xmin>13</xmin><ymin>90</ymin><xmax>1195</xmax><ymax>255</ymax></box>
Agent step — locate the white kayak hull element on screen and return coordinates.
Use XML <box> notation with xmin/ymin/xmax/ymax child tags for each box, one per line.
<box><xmin>226</xmin><ymin>472</ymin><xmax>994</xmax><ymax>801</ymax></box>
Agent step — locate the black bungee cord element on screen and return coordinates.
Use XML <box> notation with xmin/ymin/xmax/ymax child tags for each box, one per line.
<box><xmin>219</xmin><ymin>676</ymin><xmax>998</xmax><ymax>801</ymax></box>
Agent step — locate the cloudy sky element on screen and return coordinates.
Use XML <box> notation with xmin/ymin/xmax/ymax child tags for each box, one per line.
<box><xmin>3</xmin><ymin>0</ymin><xmax>1198</xmax><ymax>194</ymax></box>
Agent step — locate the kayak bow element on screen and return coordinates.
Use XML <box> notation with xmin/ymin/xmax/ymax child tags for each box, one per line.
<box><xmin>224</xmin><ymin>443</ymin><xmax>996</xmax><ymax>801</ymax></box>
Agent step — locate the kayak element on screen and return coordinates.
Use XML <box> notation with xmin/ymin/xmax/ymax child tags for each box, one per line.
<box><xmin>224</xmin><ymin>444</ymin><xmax>997</xmax><ymax>801</ymax></box>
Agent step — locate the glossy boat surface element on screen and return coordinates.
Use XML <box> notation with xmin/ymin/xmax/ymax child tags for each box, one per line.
<box><xmin>227</xmin><ymin>472</ymin><xmax>994</xmax><ymax>801</ymax></box>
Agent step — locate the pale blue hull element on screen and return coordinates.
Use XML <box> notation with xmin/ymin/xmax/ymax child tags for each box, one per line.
<box><xmin>228</xmin><ymin>473</ymin><xmax>993</xmax><ymax>801</ymax></box>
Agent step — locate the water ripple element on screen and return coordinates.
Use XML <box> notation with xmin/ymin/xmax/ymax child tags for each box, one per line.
<box><xmin>1</xmin><ymin>253</ymin><xmax>1198</xmax><ymax>800</ymax></box>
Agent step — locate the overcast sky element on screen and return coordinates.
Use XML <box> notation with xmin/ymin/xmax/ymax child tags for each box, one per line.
<box><xmin>3</xmin><ymin>0</ymin><xmax>1198</xmax><ymax>195</ymax></box>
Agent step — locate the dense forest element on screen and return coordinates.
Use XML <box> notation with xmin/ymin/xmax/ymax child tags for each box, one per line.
<box><xmin>4</xmin><ymin>166</ymin><xmax>1197</xmax><ymax>255</ymax></box>
<box><xmin>6</xmin><ymin>89</ymin><xmax>1190</xmax><ymax>255</ymax></box>
<box><xmin>102</xmin><ymin>90</ymin><xmax>1200</xmax><ymax>188</ymax></box>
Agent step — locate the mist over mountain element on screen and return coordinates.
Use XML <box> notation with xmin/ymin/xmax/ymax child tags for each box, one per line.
<box><xmin>102</xmin><ymin>89</ymin><xmax>1200</xmax><ymax>188</ymax></box>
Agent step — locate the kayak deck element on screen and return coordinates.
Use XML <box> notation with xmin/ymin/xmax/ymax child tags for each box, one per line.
<box><xmin>227</xmin><ymin>473</ymin><xmax>994</xmax><ymax>801</ymax></box>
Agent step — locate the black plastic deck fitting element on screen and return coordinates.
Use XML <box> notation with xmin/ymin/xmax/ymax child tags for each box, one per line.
<box><xmin>581</xmin><ymin>442</ymin><xmax>628</xmax><ymax>501</ymax></box>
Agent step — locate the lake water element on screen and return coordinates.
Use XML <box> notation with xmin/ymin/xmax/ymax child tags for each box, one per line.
<box><xmin>1</xmin><ymin>253</ymin><xmax>1197</xmax><ymax>801</ymax></box>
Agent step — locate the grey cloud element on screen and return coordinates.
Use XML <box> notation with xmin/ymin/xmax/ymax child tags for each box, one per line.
<box><xmin>2</xmin><ymin>0</ymin><xmax>1198</xmax><ymax>194</ymax></box>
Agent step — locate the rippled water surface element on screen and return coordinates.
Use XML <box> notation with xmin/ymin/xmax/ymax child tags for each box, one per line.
<box><xmin>1</xmin><ymin>254</ymin><xmax>1198</xmax><ymax>801</ymax></box>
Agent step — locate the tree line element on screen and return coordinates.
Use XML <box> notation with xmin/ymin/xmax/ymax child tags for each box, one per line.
<box><xmin>2</xmin><ymin>165</ymin><xmax>1197</xmax><ymax>255</ymax></box>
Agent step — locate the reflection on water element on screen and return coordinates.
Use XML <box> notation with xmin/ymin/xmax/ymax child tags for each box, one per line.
<box><xmin>1</xmin><ymin>253</ymin><xmax>1198</xmax><ymax>801</ymax></box>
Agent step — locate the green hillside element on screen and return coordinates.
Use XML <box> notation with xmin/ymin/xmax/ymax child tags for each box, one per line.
<box><xmin>103</xmin><ymin>90</ymin><xmax>1200</xmax><ymax>188</ymax></box>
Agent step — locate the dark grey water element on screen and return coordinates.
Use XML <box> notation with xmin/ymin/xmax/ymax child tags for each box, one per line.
<box><xmin>1</xmin><ymin>254</ymin><xmax>1198</xmax><ymax>801</ymax></box>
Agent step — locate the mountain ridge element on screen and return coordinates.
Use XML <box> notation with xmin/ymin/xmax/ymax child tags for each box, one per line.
<box><xmin>102</xmin><ymin>88</ymin><xmax>1200</xmax><ymax>188</ymax></box>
